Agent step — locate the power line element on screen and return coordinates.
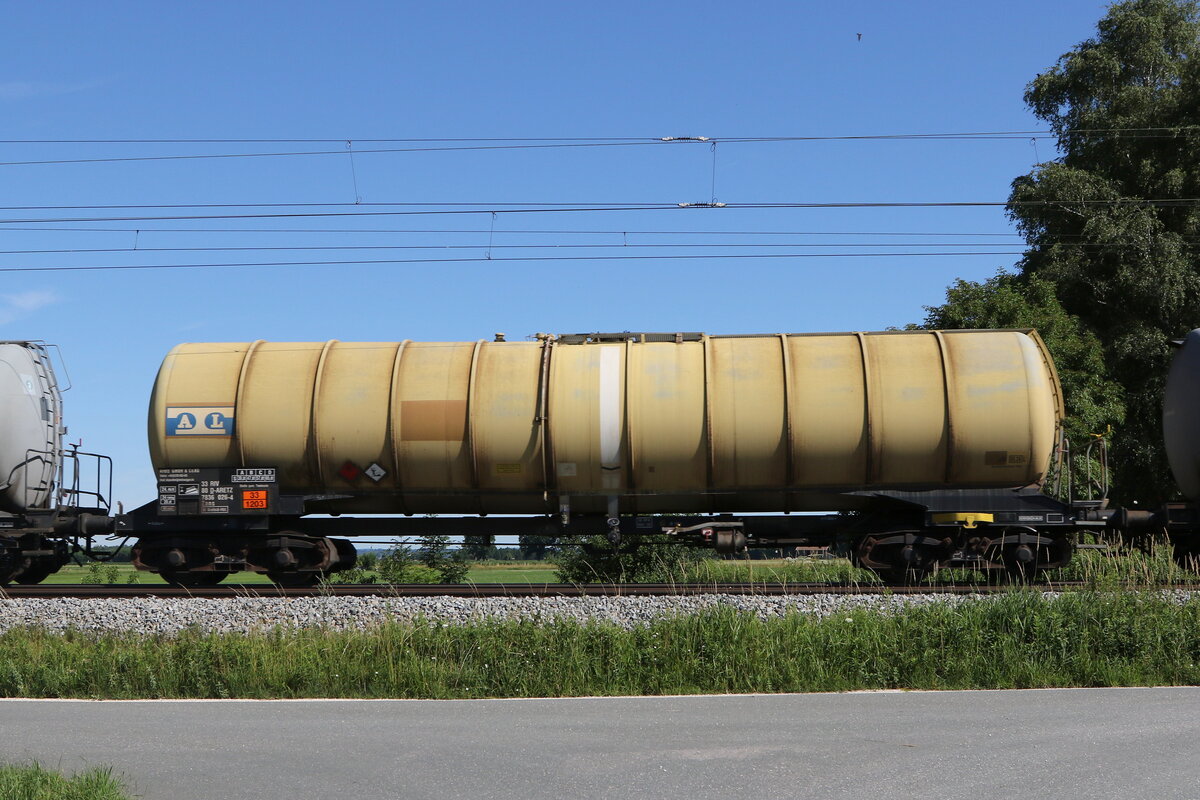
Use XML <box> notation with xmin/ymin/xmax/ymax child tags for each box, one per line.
<box><xmin>0</xmin><ymin>198</ymin><xmax>1196</xmax><ymax>214</ymax></box>
<box><xmin>0</xmin><ymin>198</ymin><xmax>1196</xmax><ymax>213</ymax></box>
<box><xmin>0</xmin><ymin>251</ymin><xmax>1031</xmax><ymax>274</ymax></box>
<box><xmin>0</xmin><ymin>225</ymin><xmax>1028</xmax><ymax>236</ymax></box>
<box><xmin>0</xmin><ymin>127</ymin><xmax>1193</xmax><ymax>145</ymax></box>
<box><xmin>0</xmin><ymin>201</ymin><xmax>670</xmax><ymax>210</ymax></box>
<box><xmin>0</xmin><ymin>137</ymin><xmax>657</xmax><ymax>144</ymax></box>
<box><xmin>0</xmin><ymin>243</ymin><xmax>1019</xmax><ymax>255</ymax></box>
<box><xmin>0</xmin><ymin>141</ymin><xmax>674</xmax><ymax>168</ymax></box>
<box><xmin>3</xmin><ymin>241</ymin><xmax>1172</xmax><ymax>257</ymax></box>
<box><xmin>0</xmin><ymin>127</ymin><xmax>1194</xmax><ymax>168</ymax></box>
<box><xmin>0</xmin><ymin>206</ymin><xmax>675</xmax><ymax>224</ymax></box>
<box><xmin>1</xmin><ymin>199</ymin><xmax>1198</xmax><ymax>225</ymax></box>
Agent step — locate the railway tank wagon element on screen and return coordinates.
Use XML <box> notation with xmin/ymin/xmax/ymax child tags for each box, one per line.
<box><xmin>1160</xmin><ymin>328</ymin><xmax>1200</xmax><ymax>565</ymax></box>
<box><xmin>0</xmin><ymin>341</ymin><xmax>61</xmax><ymax>516</ymax></box>
<box><xmin>128</xmin><ymin>329</ymin><xmax>1076</xmax><ymax>584</ymax></box>
<box><xmin>0</xmin><ymin>341</ymin><xmax>113</xmax><ymax>584</ymax></box>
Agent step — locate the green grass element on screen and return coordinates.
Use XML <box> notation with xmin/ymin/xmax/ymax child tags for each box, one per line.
<box><xmin>466</xmin><ymin>564</ymin><xmax>559</xmax><ymax>583</ymax></box>
<box><xmin>0</xmin><ymin>763</ymin><xmax>131</xmax><ymax>800</ymax></box>
<box><xmin>39</xmin><ymin>562</ymin><xmax>559</xmax><ymax>585</ymax></box>
<box><xmin>25</xmin><ymin>557</ymin><xmax>878</xmax><ymax>586</ymax></box>
<box><xmin>1054</xmin><ymin>542</ymin><xmax>1191</xmax><ymax>586</ymax></box>
<box><xmin>40</xmin><ymin>543</ymin><xmax>1199</xmax><ymax>588</ymax></box>
<box><xmin>40</xmin><ymin>563</ymin><xmax>271</xmax><ymax>585</ymax></box>
<box><xmin>669</xmin><ymin>543</ymin><xmax>1200</xmax><ymax>588</ymax></box>
<box><xmin>675</xmin><ymin>557</ymin><xmax>880</xmax><ymax>585</ymax></box>
<box><xmin>4</xmin><ymin>591</ymin><xmax>1200</xmax><ymax>698</ymax></box>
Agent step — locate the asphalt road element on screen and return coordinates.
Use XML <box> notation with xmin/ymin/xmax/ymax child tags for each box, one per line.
<box><xmin>1</xmin><ymin>689</ymin><xmax>1197</xmax><ymax>799</ymax></box>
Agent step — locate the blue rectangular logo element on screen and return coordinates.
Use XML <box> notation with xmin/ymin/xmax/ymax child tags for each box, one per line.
<box><xmin>166</xmin><ymin>406</ymin><xmax>236</xmax><ymax>437</ymax></box>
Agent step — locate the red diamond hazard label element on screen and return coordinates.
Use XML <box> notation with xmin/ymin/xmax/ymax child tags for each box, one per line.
<box><xmin>338</xmin><ymin>461</ymin><xmax>361</xmax><ymax>481</ymax></box>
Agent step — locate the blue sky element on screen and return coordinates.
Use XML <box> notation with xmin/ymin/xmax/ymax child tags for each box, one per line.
<box><xmin>1</xmin><ymin>0</ymin><xmax>1115</xmax><ymax>506</ymax></box>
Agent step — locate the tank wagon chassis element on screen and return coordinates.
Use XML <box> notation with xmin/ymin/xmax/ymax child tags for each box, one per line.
<box><xmin>111</xmin><ymin>466</ymin><xmax>1102</xmax><ymax>585</ymax></box>
<box><xmin>0</xmin><ymin>449</ymin><xmax>117</xmax><ymax>585</ymax></box>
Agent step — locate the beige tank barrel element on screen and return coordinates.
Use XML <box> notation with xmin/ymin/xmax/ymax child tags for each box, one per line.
<box><xmin>148</xmin><ymin>330</ymin><xmax>1062</xmax><ymax>515</ymax></box>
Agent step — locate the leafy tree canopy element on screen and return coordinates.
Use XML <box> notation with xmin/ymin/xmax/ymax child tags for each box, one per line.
<box><xmin>518</xmin><ymin>533</ymin><xmax>557</xmax><ymax>560</ymax></box>
<box><xmin>941</xmin><ymin>0</ymin><xmax>1200</xmax><ymax>503</ymax></box>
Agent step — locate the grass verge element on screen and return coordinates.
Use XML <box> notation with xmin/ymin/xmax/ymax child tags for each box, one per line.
<box><xmin>41</xmin><ymin>561</ymin><xmax>561</xmax><ymax>585</ymax></box>
<box><xmin>0</xmin><ymin>763</ymin><xmax>131</xmax><ymax>800</ymax></box>
<box><xmin>2</xmin><ymin>591</ymin><xmax>1200</xmax><ymax>698</ymax></box>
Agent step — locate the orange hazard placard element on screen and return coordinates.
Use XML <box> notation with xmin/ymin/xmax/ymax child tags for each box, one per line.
<box><xmin>242</xmin><ymin>490</ymin><xmax>268</xmax><ymax>509</ymax></box>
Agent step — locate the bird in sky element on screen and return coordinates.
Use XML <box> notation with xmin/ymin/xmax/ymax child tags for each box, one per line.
<box><xmin>857</xmin><ymin>33</ymin><xmax>862</xmax><ymax>40</ymax></box>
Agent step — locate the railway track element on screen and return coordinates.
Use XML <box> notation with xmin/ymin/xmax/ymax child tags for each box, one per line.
<box><xmin>0</xmin><ymin>581</ymin><xmax>1126</xmax><ymax>599</ymax></box>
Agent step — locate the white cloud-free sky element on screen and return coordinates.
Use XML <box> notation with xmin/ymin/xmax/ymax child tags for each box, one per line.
<box><xmin>0</xmin><ymin>0</ymin><xmax>1118</xmax><ymax>505</ymax></box>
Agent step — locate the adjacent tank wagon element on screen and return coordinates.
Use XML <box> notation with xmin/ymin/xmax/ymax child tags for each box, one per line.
<box><xmin>0</xmin><ymin>342</ymin><xmax>113</xmax><ymax>584</ymax></box>
<box><xmin>0</xmin><ymin>342</ymin><xmax>62</xmax><ymax>515</ymax></box>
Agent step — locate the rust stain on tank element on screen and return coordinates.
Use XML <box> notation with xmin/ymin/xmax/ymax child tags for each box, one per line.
<box><xmin>401</xmin><ymin>399</ymin><xmax>467</xmax><ymax>441</ymax></box>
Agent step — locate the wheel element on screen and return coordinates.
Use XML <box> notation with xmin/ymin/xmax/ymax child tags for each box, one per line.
<box><xmin>855</xmin><ymin>535</ymin><xmax>936</xmax><ymax>584</ymax></box>
<box><xmin>13</xmin><ymin>565</ymin><xmax>54</xmax><ymax>585</ymax></box>
<box><xmin>268</xmin><ymin>572</ymin><xmax>321</xmax><ymax>588</ymax></box>
<box><xmin>161</xmin><ymin>571</ymin><xmax>227</xmax><ymax>587</ymax></box>
<box><xmin>332</xmin><ymin>538</ymin><xmax>358</xmax><ymax>569</ymax></box>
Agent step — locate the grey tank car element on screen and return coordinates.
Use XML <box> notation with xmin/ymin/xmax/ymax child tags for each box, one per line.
<box><xmin>0</xmin><ymin>342</ymin><xmax>113</xmax><ymax>584</ymax></box>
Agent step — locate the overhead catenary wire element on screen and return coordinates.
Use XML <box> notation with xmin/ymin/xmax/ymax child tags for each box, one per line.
<box><xmin>0</xmin><ymin>241</ymin><xmax>1165</xmax><ymax>257</ymax></box>
<box><xmin>0</xmin><ymin>197</ymin><xmax>1197</xmax><ymax>214</ymax></box>
<box><xmin>0</xmin><ymin>127</ymin><xmax>1193</xmax><ymax>168</ymax></box>
<box><xmin>0</xmin><ymin>251</ymin><xmax>1033</xmax><ymax>274</ymax></box>
<box><xmin>0</xmin><ymin>141</ymin><xmax>670</xmax><ymax>167</ymax></box>
<box><xmin>0</xmin><ymin>126</ymin><xmax>1190</xmax><ymax>158</ymax></box>
<box><xmin>0</xmin><ymin>225</ymin><xmax>1033</xmax><ymax>235</ymax></box>
<box><xmin>0</xmin><ymin>201</ymin><xmax>709</xmax><ymax>210</ymax></box>
<box><xmin>1</xmin><ymin>198</ymin><xmax>1199</xmax><ymax>225</ymax></box>
<box><xmin>0</xmin><ymin>128</ymin><xmax>1194</xmax><ymax>144</ymax></box>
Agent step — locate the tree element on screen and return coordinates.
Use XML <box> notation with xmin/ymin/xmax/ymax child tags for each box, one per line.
<box><xmin>415</xmin><ymin>535</ymin><xmax>469</xmax><ymax>583</ymax></box>
<box><xmin>918</xmin><ymin>270</ymin><xmax>1125</xmax><ymax>494</ymax></box>
<box><xmin>462</xmin><ymin>534</ymin><xmax>494</xmax><ymax>560</ymax></box>
<box><xmin>373</xmin><ymin>537</ymin><xmax>468</xmax><ymax>584</ymax></box>
<box><xmin>553</xmin><ymin>535</ymin><xmax>713</xmax><ymax>583</ymax></box>
<box><xmin>1006</xmin><ymin>0</ymin><xmax>1200</xmax><ymax>503</ymax></box>
<box><xmin>518</xmin><ymin>534</ymin><xmax>557</xmax><ymax>560</ymax></box>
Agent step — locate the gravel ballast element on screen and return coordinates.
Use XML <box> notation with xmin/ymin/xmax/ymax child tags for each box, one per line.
<box><xmin>0</xmin><ymin>593</ymin><xmax>1040</xmax><ymax>636</ymax></box>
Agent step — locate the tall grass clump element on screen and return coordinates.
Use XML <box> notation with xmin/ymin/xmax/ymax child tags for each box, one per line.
<box><xmin>3</xmin><ymin>591</ymin><xmax>1200</xmax><ymax>698</ymax></box>
<box><xmin>1054</xmin><ymin>540</ymin><xmax>1190</xmax><ymax>587</ymax></box>
<box><xmin>678</xmin><ymin>557</ymin><xmax>880</xmax><ymax>585</ymax></box>
<box><xmin>553</xmin><ymin>535</ymin><xmax>715</xmax><ymax>583</ymax></box>
<box><xmin>0</xmin><ymin>763</ymin><xmax>131</xmax><ymax>800</ymax></box>
<box><xmin>553</xmin><ymin>536</ymin><xmax>879</xmax><ymax>585</ymax></box>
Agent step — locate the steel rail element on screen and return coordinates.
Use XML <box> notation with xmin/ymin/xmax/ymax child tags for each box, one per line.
<box><xmin>0</xmin><ymin>581</ymin><xmax>1133</xmax><ymax>599</ymax></box>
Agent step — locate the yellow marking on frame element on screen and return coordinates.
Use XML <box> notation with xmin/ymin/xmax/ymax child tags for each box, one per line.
<box><xmin>931</xmin><ymin>512</ymin><xmax>994</xmax><ymax>529</ymax></box>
